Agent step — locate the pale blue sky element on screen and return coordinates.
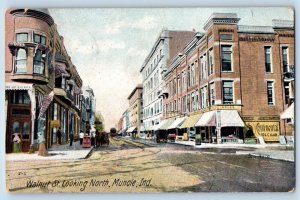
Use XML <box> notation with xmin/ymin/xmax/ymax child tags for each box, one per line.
<box><xmin>49</xmin><ymin>7</ymin><xmax>294</xmax><ymax>130</ymax></box>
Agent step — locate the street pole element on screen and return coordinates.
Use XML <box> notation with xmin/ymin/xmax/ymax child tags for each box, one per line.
<box><xmin>216</xmin><ymin>110</ymin><xmax>221</xmax><ymax>144</ymax></box>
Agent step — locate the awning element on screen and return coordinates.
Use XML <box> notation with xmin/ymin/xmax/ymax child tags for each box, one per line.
<box><xmin>5</xmin><ymin>82</ymin><xmax>33</xmax><ymax>90</ymax></box>
<box><xmin>126</xmin><ymin>126</ymin><xmax>137</xmax><ymax>133</ymax></box>
<box><xmin>140</xmin><ymin>126</ymin><xmax>145</xmax><ymax>132</ymax></box>
<box><xmin>167</xmin><ymin>117</ymin><xmax>187</xmax><ymax>129</ymax></box>
<box><xmin>220</xmin><ymin>110</ymin><xmax>245</xmax><ymax>127</ymax></box>
<box><xmin>55</xmin><ymin>64</ymin><xmax>69</xmax><ymax>77</ymax></box>
<box><xmin>179</xmin><ymin>114</ymin><xmax>202</xmax><ymax>128</ymax></box>
<box><xmin>195</xmin><ymin>111</ymin><xmax>216</xmax><ymax>127</ymax></box>
<box><xmin>160</xmin><ymin>118</ymin><xmax>175</xmax><ymax>130</ymax></box>
<box><xmin>281</xmin><ymin>103</ymin><xmax>294</xmax><ymax>120</ymax></box>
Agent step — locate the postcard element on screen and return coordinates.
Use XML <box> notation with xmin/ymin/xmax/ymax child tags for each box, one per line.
<box><xmin>5</xmin><ymin>7</ymin><xmax>295</xmax><ymax>193</ymax></box>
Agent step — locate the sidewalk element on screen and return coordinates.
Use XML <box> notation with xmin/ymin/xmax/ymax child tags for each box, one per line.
<box><xmin>6</xmin><ymin>141</ymin><xmax>93</xmax><ymax>161</ymax></box>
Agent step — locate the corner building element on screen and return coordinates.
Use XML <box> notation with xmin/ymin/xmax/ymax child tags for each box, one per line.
<box><xmin>5</xmin><ymin>9</ymin><xmax>83</xmax><ymax>152</ymax></box>
<box><xmin>163</xmin><ymin>13</ymin><xmax>294</xmax><ymax>143</ymax></box>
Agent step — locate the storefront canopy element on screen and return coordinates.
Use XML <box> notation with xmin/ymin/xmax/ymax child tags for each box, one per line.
<box><xmin>159</xmin><ymin>118</ymin><xmax>175</xmax><ymax>130</ymax></box>
<box><xmin>195</xmin><ymin>111</ymin><xmax>216</xmax><ymax>127</ymax></box>
<box><xmin>220</xmin><ymin>110</ymin><xmax>245</xmax><ymax>127</ymax></box>
<box><xmin>179</xmin><ymin>114</ymin><xmax>202</xmax><ymax>129</ymax></box>
<box><xmin>168</xmin><ymin>117</ymin><xmax>187</xmax><ymax>129</ymax></box>
<box><xmin>281</xmin><ymin>103</ymin><xmax>294</xmax><ymax>120</ymax></box>
<box><xmin>195</xmin><ymin>110</ymin><xmax>244</xmax><ymax>127</ymax></box>
<box><xmin>5</xmin><ymin>82</ymin><xmax>33</xmax><ymax>90</ymax></box>
<box><xmin>126</xmin><ymin>126</ymin><xmax>137</xmax><ymax>133</ymax></box>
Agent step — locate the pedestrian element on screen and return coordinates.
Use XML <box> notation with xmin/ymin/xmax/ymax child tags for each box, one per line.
<box><xmin>13</xmin><ymin>133</ymin><xmax>21</xmax><ymax>153</ymax></box>
<box><xmin>79</xmin><ymin>130</ymin><xmax>84</xmax><ymax>145</ymax></box>
<box><xmin>69</xmin><ymin>131</ymin><xmax>74</xmax><ymax>146</ymax></box>
<box><xmin>57</xmin><ymin>128</ymin><xmax>62</xmax><ymax>145</ymax></box>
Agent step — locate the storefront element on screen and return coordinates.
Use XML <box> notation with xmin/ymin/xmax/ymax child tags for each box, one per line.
<box><xmin>5</xmin><ymin>82</ymin><xmax>36</xmax><ymax>153</ymax></box>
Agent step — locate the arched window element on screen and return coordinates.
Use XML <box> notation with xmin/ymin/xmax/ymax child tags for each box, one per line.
<box><xmin>15</xmin><ymin>49</ymin><xmax>27</xmax><ymax>73</ymax></box>
<box><xmin>33</xmin><ymin>50</ymin><xmax>45</xmax><ymax>75</ymax></box>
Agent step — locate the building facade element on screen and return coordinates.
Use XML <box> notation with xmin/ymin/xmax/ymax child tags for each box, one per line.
<box><xmin>163</xmin><ymin>13</ymin><xmax>294</xmax><ymax>143</ymax></box>
<box><xmin>140</xmin><ymin>30</ymin><xmax>195</xmax><ymax>133</ymax></box>
<box><xmin>121</xmin><ymin>109</ymin><xmax>130</xmax><ymax>135</ymax></box>
<box><xmin>127</xmin><ymin>84</ymin><xmax>143</xmax><ymax>137</ymax></box>
<box><xmin>5</xmin><ymin>9</ymin><xmax>83</xmax><ymax>153</ymax></box>
<box><xmin>81</xmin><ymin>86</ymin><xmax>96</xmax><ymax>135</ymax></box>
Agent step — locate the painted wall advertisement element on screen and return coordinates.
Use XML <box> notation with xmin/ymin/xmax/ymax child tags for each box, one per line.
<box><xmin>245</xmin><ymin>121</ymin><xmax>280</xmax><ymax>142</ymax></box>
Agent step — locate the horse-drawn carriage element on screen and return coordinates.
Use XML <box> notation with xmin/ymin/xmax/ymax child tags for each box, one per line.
<box><xmin>95</xmin><ymin>132</ymin><xmax>109</xmax><ymax>147</ymax></box>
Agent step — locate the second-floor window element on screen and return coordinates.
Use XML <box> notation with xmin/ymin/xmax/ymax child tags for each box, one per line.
<box><xmin>284</xmin><ymin>81</ymin><xmax>290</xmax><ymax>104</ymax></box>
<box><xmin>15</xmin><ymin>49</ymin><xmax>27</xmax><ymax>73</ymax></box>
<box><xmin>222</xmin><ymin>81</ymin><xmax>234</xmax><ymax>104</ymax></box>
<box><xmin>210</xmin><ymin>82</ymin><xmax>215</xmax><ymax>106</ymax></box>
<box><xmin>265</xmin><ymin>46</ymin><xmax>272</xmax><ymax>73</ymax></box>
<box><xmin>267</xmin><ymin>81</ymin><xmax>275</xmax><ymax>105</ymax></box>
<box><xmin>208</xmin><ymin>48</ymin><xmax>214</xmax><ymax>75</ymax></box>
<box><xmin>221</xmin><ymin>45</ymin><xmax>232</xmax><ymax>72</ymax></box>
<box><xmin>33</xmin><ymin>50</ymin><xmax>45</xmax><ymax>75</ymax></box>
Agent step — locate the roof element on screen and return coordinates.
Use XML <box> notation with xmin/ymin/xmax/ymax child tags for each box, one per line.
<box><xmin>127</xmin><ymin>84</ymin><xmax>143</xmax><ymax>100</ymax></box>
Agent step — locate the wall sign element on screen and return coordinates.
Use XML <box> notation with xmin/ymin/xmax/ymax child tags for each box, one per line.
<box><xmin>245</xmin><ymin>121</ymin><xmax>280</xmax><ymax>142</ymax></box>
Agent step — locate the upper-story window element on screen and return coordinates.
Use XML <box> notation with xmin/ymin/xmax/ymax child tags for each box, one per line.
<box><xmin>208</xmin><ymin>48</ymin><xmax>214</xmax><ymax>75</ymax></box>
<box><xmin>282</xmin><ymin>47</ymin><xmax>289</xmax><ymax>73</ymax></box>
<box><xmin>15</xmin><ymin>49</ymin><xmax>27</xmax><ymax>74</ymax></box>
<box><xmin>220</xmin><ymin>34</ymin><xmax>233</xmax><ymax>41</ymax></box>
<box><xmin>222</xmin><ymin>81</ymin><xmax>234</xmax><ymax>104</ymax></box>
<box><xmin>267</xmin><ymin>81</ymin><xmax>275</xmax><ymax>105</ymax></box>
<box><xmin>265</xmin><ymin>46</ymin><xmax>272</xmax><ymax>73</ymax></box>
<box><xmin>160</xmin><ymin>49</ymin><xmax>162</xmax><ymax>58</ymax></box>
<box><xmin>221</xmin><ymin>45</ymin><xmax>232</xmax><ymax>72</ymax></box>
<box><xmin>16</xmin><ymin>33</ymin><xmax>28</xmax><ymax>42</ymax></box>
<box><xmin>210</xmin><ymin>82</ymin><xmax>215</xmax><ymax>106</ymax></box>
<box><xmin>34</xmin><ymin>34</ymin><xmax>46</xmax><ymax>45</ymax></box>
<box><xmin>33</xmin><ymin>50</ymin><xmax>45</xmax><ymax>75</ymax></box>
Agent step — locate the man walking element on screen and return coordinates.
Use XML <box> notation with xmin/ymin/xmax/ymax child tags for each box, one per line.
<box><xmin>69</xmin><ymin>131</ymin><xmax>74</xmax><ymax>146</ymax></box>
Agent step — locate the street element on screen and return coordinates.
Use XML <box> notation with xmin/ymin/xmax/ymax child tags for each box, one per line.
<box><xmin>6</xmin><ymin>138</ymin><xmax>295</xmax><ymax>193</ymax></box>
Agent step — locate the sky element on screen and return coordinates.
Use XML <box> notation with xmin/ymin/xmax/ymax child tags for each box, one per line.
<box><xmin>48</xmin><ymin>7</ymin><xmax>294</xmax><ymax>131</ymax></box>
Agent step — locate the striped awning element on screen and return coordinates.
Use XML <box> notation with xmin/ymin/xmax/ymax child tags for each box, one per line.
<box><xmin>55</xmin><ymin>64</ymin><xmax>69</xmax><ymax>77</ymax></box>
<box><xmin>179</xmin><ymin>114</ymin><xmax>202</xmax><ymax>129</ymax></box>
<box><xmin>281</xmin><ymin>103</ymin><xmax>294</xmax><ymax>120</ymax></box>
<box><xmin>195</xmin><ymin>111</ymin><xmax>216</xmax><ymax>127</ymax></box>
<box><xmin>126</xmin><ymin>126</ymin><xmax>137</xmax><ymax>133</ymax></box>
<box><xmin>167</xmin><ymin>117</ymin><xmax>187</xmax><ymax>129</ymax></box>
<box><xmin>159</xmin><ymin>118</ymin><xmax>175</xmax><ymax>130</ymax></box>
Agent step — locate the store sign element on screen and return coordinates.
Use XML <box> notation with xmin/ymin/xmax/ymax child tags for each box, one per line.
<box><xmin>245</xmin><ymin>121</ymin><xmax>280</xmax><ymax>142</ymax></box>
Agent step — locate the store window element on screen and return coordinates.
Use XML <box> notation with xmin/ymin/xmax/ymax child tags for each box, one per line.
<box><xmin>11</xmin><ymin>91</ymin><xmax>30</xmax><ymax>104</ymax></box>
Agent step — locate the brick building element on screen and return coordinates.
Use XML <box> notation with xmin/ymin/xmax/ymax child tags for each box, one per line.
<box><xmin>127</xmin><ymin>84</ymin><xmax>143</xmax><ymax>138</ymax></box>
<box><xmin>5</xmin><ymin>9</ymin><xmax>83</xmax><ymax>152</ymax></box>
<box><xmin>162</xmin><ymin>13</ymin><xmax>294</xmax><ymax>143</ymax></box>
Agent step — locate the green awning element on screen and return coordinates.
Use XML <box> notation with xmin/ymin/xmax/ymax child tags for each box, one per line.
<box><xmin>159</xmin><ymin>118</ymin><xmax>175</xmax><ymax>130</ymax></box>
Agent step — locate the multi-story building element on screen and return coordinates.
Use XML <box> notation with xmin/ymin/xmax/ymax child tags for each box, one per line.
<box><xmin>82</xmin><ymin>86</ymin><xmax>96</xmax><ymax>135</ymax></box>
<box><xmin>5</xmin><ymin>9</ymin><xmax>83</xmax><ymax>153</ymax></box>
<box><xmin>163</xmin><ymin>13</ymin><xmax>294</xmax><ymax>143</ymax></box>
<box><xmin>127</xmin><ymin>84</ymin><xmax>143</xmax><ymax>138</ymax></box>
<box><xmin>140</xmin><ymin>30</ymin><xmax>195</xmax><ymax>133</ymax></box>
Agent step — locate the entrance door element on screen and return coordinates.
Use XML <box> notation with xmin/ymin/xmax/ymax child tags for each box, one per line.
<box><xmin>11</xmin><ymin>119</ymin><xmax>31</xmax><ymax>152</ymax></box>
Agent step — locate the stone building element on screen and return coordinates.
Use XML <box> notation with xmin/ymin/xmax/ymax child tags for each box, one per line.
<box><xmin>5</xmin><ymin>9</ymin><xmax>83</xmax><ymax>152</ymax></box>
<box><xmin>162</xmin><ymin>13</ymin><xmax>294</xmax><ymax>143</ymax></box>
<box><xmin>140</xmin><ymin>30</ymin><xmax>195</xmax><ymax>134</ymax></box>
<box><xmin>127</xmin><ymin>84</ymin><xmax>143</xmax><ymax>138</ymax></box>
<box><xmin>81</xmin><ymin>86</ymin><xmax>96</xmax><ymax>135</ymax></box>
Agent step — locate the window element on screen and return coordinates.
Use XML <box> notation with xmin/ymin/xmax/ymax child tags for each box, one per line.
<box><xmin>177</xmin><ymin>75</ymin><xmax>181</xmax><ymax>94</ymax></box>
<box><xmin>208</xmin><ymin>48</ymin><xmax>214</xmax><ymax>75</ymax></box>
<box><xmin>16</xmin><ymin>33</ymin><xmax>28</xmax><ymax>42</ymax></box>
<box><xmin>222</xmin><ymin>81</ymin><xmax>234</xmax><ymax>104</ymax></box>
<box><xmin>15</xmin><ymin>49</ymin><xmax>27</xmax><ymax>73</ymax></box>
<box><xmin>22</xmin><ymin>122</ymin><xmax>30</xmax><ymax>140</ymax></box>
<box><xmin>34</xmin><ymin>34</ymin><xmax>46</xmax><ymax>45</ymax></box>
<box><xmin>221</xmin><ymin>46</ymin><xmax>232</xmax><ymax>71</ymax></box>
<box><xmin>160</xmin><ymin>49</ymin><xmax>162</xmax><ymax>58</ymax></box>
<box><xmin>210</xmin><ymin>82</ymin><xmax>215</xmax><ymax>106</ymax></box>
<box><xmin>12</xmin><ymin>122</ymin><xmax>20</xmax><ymax>135</ymax></box>
<box><xmin>282</xmin><ymin>47</ymin><xmax>289</xmax><ymax>73</ymax></box>
<box><xmin>11</xmin><ymin>91</ymin><xmax>30</xmax><ymax>104</ymax></box>
<box><xmin>33</xmin><ymin>50</ymin><xmax>45</xmax><ymax>75</ymax></box>
<box><xmin>284</xmin><ymin>81</ymin><xmax>290</xmax><ymax>104</ymax></box>
<box><xmin>267</xmin><ymin>81</ymin><xmax>275</xmax><ymax>105</ymax></box>
<box><xmin>201</xmin><ymin>87</ymin><xmax>207</xmax><ymax>108</ymax></box>
<box><xmin>265</xmin><ymin>47</ymin><xmax>272</xmax><ymax>73</ymax></box>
